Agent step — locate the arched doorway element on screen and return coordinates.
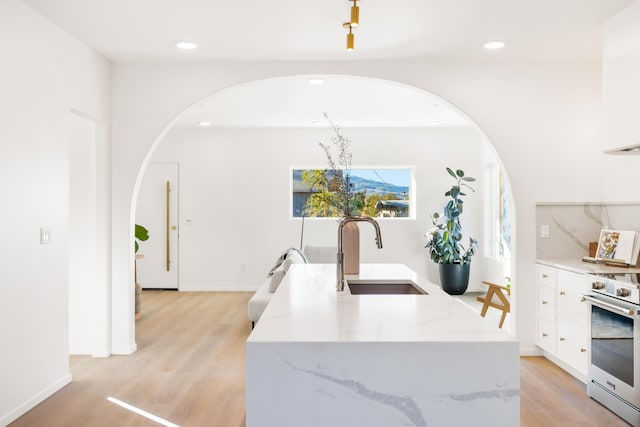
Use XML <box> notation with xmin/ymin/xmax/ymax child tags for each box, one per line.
<box><xmin>126</xmin><ymin>74</ymin><xmax>517</xmax><ymax>349</ymax></box>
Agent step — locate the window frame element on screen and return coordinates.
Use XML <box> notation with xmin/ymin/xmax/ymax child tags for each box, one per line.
<box><xmin>289</xmin><ymin>165</ymin><xmax>416</xmax><ymax>220</ymax></box>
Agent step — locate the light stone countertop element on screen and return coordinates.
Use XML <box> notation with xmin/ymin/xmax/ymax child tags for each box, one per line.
<box><xmin>247</xmin><ymin>263</ymin><xmax>516</xmax><ymax>343</ymax></box>
<box><xmin>537</xmin><ymin>258</ymin><xmax>640</xmax><ymax>275</ymax></box>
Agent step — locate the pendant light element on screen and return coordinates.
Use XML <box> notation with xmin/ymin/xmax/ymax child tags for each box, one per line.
<box><xmin>344</xmin><ymin>23</ymin><xmax>354</xmax><ymax>51</ymax></box>
<box><xmin>350</xmin><ymin>0</ymin><xmax>360</xmax><ymax>27</ymax></box>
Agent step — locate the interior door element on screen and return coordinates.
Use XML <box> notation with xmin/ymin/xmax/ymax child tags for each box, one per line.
<box><xmin>135</xmin><ymin>162</ymin><xmax>179</xmax><ymax>289</ymax></box>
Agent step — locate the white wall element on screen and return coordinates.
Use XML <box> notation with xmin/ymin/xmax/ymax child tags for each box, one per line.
<box><xmin>149</xmin><ymin>127</ymin><xmax>485</xmax><ymax>291</ymax></box>
<box><xmin>0</xmin><ymin>1</ymin><xmax>111</xmax><ymax>424</ymax></box>
<box><xmin>68</xmin><ymin>113</ymin><xmax>97</xmax><ymax>354</ymax></box>
<box><xmin>602</xmin><ymin>0</ymin><xmax>640</xmax><ymax>151</ymax></box>
<box><xmin>110</xmin><ymin>59</ymin><xmax>640</xmax><ymax>357</ymax></box>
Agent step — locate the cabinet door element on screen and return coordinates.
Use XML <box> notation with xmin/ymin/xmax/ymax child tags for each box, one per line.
<box><xmin>557</xmin><ymin>315</ymin><xmax>588</xmax><ymax>376</ymax></box>
<box><xmin>537</xmin><ymin>316</ymin><xmax>557</xmax><ymax>354</ymax></box>
<box><xmin>557</xmin><ymin>271</ymin><xmax>589</xmax><ymax>322</ymax></box>
<box><xmin>538</xmin><ymin>284</ymin><xmax>556</xmax><ymax>320</ymax></box>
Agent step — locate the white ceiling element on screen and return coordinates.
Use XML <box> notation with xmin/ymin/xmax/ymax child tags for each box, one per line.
<box><xmin>21</xmin><ymin>0</ymin><xmax>635</xmax><ymax>128</ymax></box>
<box><xmin>175</xmin><ymin>76</ymin><xmax>470</xmax><ymax>128</ymax></box>
<box><xmin>23</xmin><ymin>0</ymin><xmax>633</xmax><ymax>62</ymax></box>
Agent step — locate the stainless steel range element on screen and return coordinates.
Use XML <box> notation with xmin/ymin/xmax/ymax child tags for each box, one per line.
<box><xmin>583</xmin><ymin>272</ymin><xmax>640</xmax><ymax>426</ymax></box>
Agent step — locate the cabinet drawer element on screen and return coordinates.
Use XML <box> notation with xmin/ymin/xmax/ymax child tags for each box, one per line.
<box><xmin>537</xmin><ymin>316</ymin><xmax>556</xmax><ymax>354</ymax></box>
<box><xmin>557</xmin><ymin>315</ymin><xmax>588</xmax><ymax>376</ymax></box>
<box><xmin>538</xmin><ymin>284</ymin><xmax>556</xmax><ymax>319</ymax></box>
<box><xmin>557</xmin><ymin>271</ymin><xmax>589</xmax><ymax>321</ymax></box>
<box><xmin>537</xmin><ymin>265</ymin><xmax>557</xmax><ymax>286</ymax></box>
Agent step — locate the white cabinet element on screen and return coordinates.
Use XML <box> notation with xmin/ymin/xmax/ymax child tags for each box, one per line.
<box><xmin>537</xmin><ymin>316</ymin><xmax>556</xmax><ymax>354</ymax></box>
<box><xmin>557</xmin><ymin>270</ymin><xmax>589</xmax><ymax>320</ymax></box>
<box><xmin>537</xmin><ymin>282</ymin><xmax>556</xmax><ymax>320</ymax></box>
<box><xmin>536</xmin><ymin>264</ymin><xmax>589</xmax><ymax>379</ymax></box>
<box><xmin>536</xmin><ymin>265</ymin><xmax>556</xmax><ymax>354</ymax></box>
<box><xmin>556</xmin><ymin>269</ymin><xmax>589</xmax><ymax>376</ymax></box>
<box><xmin>557</xmin><ymin>315</ymin><xmax>588</xmax><ymax>374</ymax></box>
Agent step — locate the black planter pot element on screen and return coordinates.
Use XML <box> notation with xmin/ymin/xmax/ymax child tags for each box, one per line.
<box><xmin>439</xmin><ymin>263</ymin><xmax>471</xmax><ymax>295</ymax></box>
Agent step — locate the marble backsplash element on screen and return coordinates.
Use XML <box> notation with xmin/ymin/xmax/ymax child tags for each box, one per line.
<box><xmin>536</xmin><ymin>203</ymin><xmax>640</xmax><ymax>261</ymax></box>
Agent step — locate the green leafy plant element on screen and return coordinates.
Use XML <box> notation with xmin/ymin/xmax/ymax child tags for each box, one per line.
<box><xmin>135</xmin><ymin>224</ymin><xmax>149</xmax><ymax>253</ymax></box>
<box><xmin>425</xmin><ymin>168</ymin><xmax>478</xmax><ymax>264</ymax></box>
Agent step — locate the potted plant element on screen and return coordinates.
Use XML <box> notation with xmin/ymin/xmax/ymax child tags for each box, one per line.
<box><xmin>425</xmin><ymin>168</ymin><xmax>478</xmax><ymax>295</ymax></box>
<box><xmin>134</xmin><ymin>224</ymin><xmax>149</xmax><ymax>320</ymax></box>
<box><xmin>135</xmin><ymin>224</ymin><xmax>149</xmax><ymax>253</ymax></box>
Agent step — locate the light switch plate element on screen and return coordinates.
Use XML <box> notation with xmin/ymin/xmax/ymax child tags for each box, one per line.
<box><xmin>540</xmin><ymin>224</ymin><xmax>550</xmax><ymax>239</ymax></box>
<box><xmin>40</xmin><ymin>227</ymin><xmax>52</xmax><ymax>244</ymax></box>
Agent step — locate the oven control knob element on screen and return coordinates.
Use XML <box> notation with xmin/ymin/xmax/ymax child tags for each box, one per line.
<box><xmin>592</xmin><ymin>282</ymin><xmax>606</xmax><ymax>290</ymax></box>
<box><xmin>616</xmin><ymin>288</ymin><xmax>631</xmax><ymax>297</ymax></box>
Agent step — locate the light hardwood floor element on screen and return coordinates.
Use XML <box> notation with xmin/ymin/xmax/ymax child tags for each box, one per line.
<box><xmin>10</xmin><ymin>291</ymin><xmax>629</xmax><ymax>426</ymax></box>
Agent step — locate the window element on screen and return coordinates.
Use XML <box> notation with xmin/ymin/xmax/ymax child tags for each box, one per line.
<box><xmin>291</xmin><ymin>168</ymin><xmax>414</xmax><ymax>219</ymax></box>
<box><xmin>484</xmin><ymin>164</ymin><xmax>512</xmax><ymax>273</ymax></box>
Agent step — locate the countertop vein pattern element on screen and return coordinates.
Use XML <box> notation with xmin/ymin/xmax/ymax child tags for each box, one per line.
<box><xmin>283</xmin><ymin>355</ymin><xmax>428</xmax><ymax>427</ymax></box>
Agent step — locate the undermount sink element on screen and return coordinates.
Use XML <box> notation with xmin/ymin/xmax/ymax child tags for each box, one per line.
<box><xmin>346</xmin><ymin>279</ymin><xmax>427</xmax><ymax>295</ymax></box>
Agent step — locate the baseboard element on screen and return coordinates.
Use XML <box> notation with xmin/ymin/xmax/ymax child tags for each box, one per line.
<box><xmin>68</xmin><ymin>345</ymin><xmax>93</xmax><ymax>356</ymax></box>
<box><xmin>92</xmin><ymin>345</ymin><xmax>111</xmax><ymax>358</ymax></box>
<box><xmin>1</xmin><ymin>373</ymin><xmax>72</xmax><ymax>426</ymax></box>
<box><xmin>519</xmin><ymin>346</ymin><xmax>543</xmax><ymax>356</ymax></box>
<box><xmin>111</xmin><ymin>342</ymin><xmax>137</xmax><ymax>355</ymax></box>
<box><xmin>178</xmin><ymin>287</ymin><xmax>258</xmax><ymax>292</ymax></box>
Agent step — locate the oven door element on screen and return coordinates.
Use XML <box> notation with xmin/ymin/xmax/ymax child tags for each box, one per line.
<box><xmin>585</xmin><ymin>293</ymin><xmax>640</xmax><ymax>407</ymax></box>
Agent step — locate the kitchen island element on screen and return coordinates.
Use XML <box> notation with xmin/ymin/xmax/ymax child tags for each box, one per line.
<box><xmin>246</xmin><ymin>264</ymin><xmax>519</xmax><ymax>427</ymax></box>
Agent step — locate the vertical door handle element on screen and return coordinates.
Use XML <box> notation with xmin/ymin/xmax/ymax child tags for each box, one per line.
<box><xmin>166</xmin><ymin>181</ymin><xmax>171</xmax><ymax>271</ymax></box>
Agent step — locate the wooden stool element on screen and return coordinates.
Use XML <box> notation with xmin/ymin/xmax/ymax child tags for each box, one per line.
<box><xmin>477</xmin><ymin>280</ymin><xmax>510</xmax><ymax>328</ymax></box>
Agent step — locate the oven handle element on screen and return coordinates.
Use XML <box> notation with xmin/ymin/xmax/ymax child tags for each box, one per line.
<box><xmin>581</xmin><ymin>294</ymin><xmax>636</xmax><ymax>316</ymax></box>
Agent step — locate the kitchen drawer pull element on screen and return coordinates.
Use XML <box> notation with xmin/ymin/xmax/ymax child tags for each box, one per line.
<box><xmin>580</xmin><ymin>348</ymin><xmax>587</xmax><ymax>353</ymax></box>
<box><xmin>542</xmin><ymin>333</ymin><xmax>548</xmax><ymax>337</ymax></box>
<box><xmin>542</xmin><ymin>274</ymin><xmax>548</xmax><ymax>279</ymax></box>
<box><xmin>542</xmin><ymin>300</ymin><xmax>548</xmax><ymax>305</ymax></box>
<box><xmin>560</xmin><ymin>291</ymin><xmax>566</xmax><ymax>296</ymax></box>
<box><xmin>559</xmin><ymin>337</ymin><xmax>566</xmax><ymax>341</ymax></box>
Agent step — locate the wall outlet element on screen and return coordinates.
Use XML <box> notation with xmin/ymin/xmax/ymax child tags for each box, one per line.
<box><xmin>540</xmin><ymin>224</ymin><xmax>550</xmax><ymax>239</ymax></box>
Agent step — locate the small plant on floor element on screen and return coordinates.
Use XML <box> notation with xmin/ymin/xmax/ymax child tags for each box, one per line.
<box><xmin>425</xmin><ymin>167</ymin><xmax>479</xmax><ymax>295</ymax></box>
<box><xmin>425</xmin><ymin>167</ymin><xmax>478</xmax><ymax>264</ymax></box>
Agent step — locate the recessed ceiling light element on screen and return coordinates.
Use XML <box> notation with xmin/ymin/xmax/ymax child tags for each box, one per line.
<box><xmin>484</xmin><ymin>41</ymin><xmax>505</xmax><ymax>50</ymax></box>
<box><xmin>176</xmin><ymin>41</ymin><xmax>198</xmax><ymax>50</ymax></box>
<box><xmin>307</xmin><ymin>78</ymin><xmax>325</xmax><ymax>85</ymax></box>
<box><xmin>197</xmin><ymin>121</ymin><xmax>211</xmax><ymax>127</ymax></box>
